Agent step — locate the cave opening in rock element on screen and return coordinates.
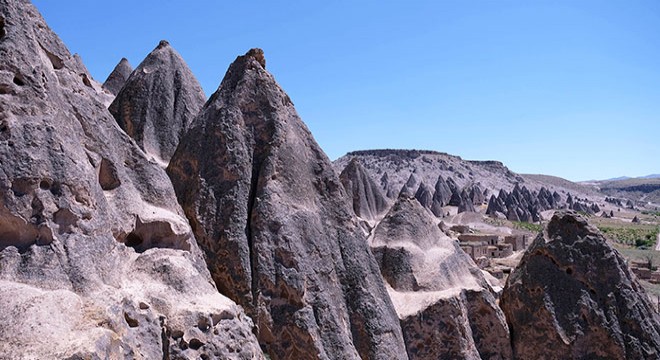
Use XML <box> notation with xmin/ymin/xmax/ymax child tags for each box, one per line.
<box><xmin>124</xmin><ymin>232</ymin><xmax>143</xmax><ymax>249</ymax></box>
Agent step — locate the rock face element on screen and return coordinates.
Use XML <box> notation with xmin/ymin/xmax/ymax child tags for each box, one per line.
<box><xmin>501</xmin><ymin>211</ymin><xmax>660</xmax><ymax>359</ymax></box>
<box><xmin>371</xmin><ymin>195</ymin><xmax>512</xmax><ymax>359</ymax></box>
<box><xmin>102</xmin><ymin>57</ymin><xmax>132</xmax><ymax>96</ymax></box>
<box><xmin>109</xmin><ymin>40</ymin><xmax>205</xmax><ymax>164</ymax></box>
<box><xmin>0</xmin><ymin>1</ymin><xmax>263</xmax><ymax>358</ymax></box>
<box><xmin>339</xmin><ymin>157</ymin><xmax>389</xmax><ymax>220</ymax></box>
<box><xmin>167</xmin><ymin>49</ymin><xmax>406</xmax><ymax>359</ymax></box>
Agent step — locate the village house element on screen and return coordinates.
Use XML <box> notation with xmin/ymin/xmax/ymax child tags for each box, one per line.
<box><xmin>504</xmin><ymin>234</ymin><xmax>529</xmax><ymax>251</ymax></box>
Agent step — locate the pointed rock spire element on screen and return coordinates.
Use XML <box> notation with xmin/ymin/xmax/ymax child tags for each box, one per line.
<box><xmin>109</xmin><ymin>40</ymin><xmax>205</xmax><ymax>164</ymax></box>
<box><xmin>102</xmin><ymin>57</ymin><xmax>132</xmax><ymax>95</ymax></box>
<box><xmin>501</xmin><ymin>211</ymin><xmax>660</xmax><ymax>358</ymax></box>
<box><xmin>415</xmin><ymin>181</ymin><xmax>434</xmax><ymax>209</ymax></box>
<box><xmin>399</xmin><ymin>172</ymin><xmax>419</xmax><ymax>198</ymax></box>
<box><xmin>339</xmin><ymin>158</ymin><xmax>389</xmax><ymax>220</ymax></box>
<box><xmin>167</xmin><ymin>48</ymin><xmax>406</xmax><ymax>359</ymax></box>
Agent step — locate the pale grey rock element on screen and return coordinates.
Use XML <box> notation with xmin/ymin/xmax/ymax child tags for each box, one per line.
<box><xmin>102</xmin><ymin>57</ymin><xmax>132</xmax><ymax>96</ymax></box>
<box><xmin>109</xmin><ymin>40</ymin><xmax>205</xmax><ymax>164</ymax></box>
<box><xmin>167</xmin><ymin>48</ymin><xmax>406</xmax><ymax>360</ymax></box>
<box><xmin>0</xmin><ymin>1</ymin><xmax>263</xmax><ymax>358</ymax></box>
<box><xmin>501</xmin><ymin>211</ymin><xmax>660</xmax><ymax>359</ymax></box>
<box><xmin>371</xmin><ymin>196</ymin><xmax>512</xmax><ymax>359</ymax></box>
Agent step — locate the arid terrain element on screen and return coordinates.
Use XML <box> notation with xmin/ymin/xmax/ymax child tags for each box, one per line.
<box><xmin>1</xmin><ymin>0</ymin><xmax>659</xmax><ymax>359</ymax></box>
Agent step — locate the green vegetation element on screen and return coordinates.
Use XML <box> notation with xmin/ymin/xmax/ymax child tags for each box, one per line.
<box><xmin>512</xmin><ymin>221</ymin><xmax>543</xmax><ymax>233</ymax></box>
<box><xmin>642</xmin><ymin>210</ymin><xmax>660</xmax><ymax>217</ymax></box>
<box><xmin>599</xmin><ymin>225</ymin><xmax>659</xmax><ymax>249</ymax></box>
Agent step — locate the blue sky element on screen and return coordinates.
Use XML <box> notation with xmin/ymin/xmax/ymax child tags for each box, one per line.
<box><xmin>33</xmin><ymin>1</ymin><xmax>659</xmax><ymax>181</ymax></box>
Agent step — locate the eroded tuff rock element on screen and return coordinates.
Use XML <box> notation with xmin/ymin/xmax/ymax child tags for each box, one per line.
<box><xmin>102</xmin><ymin>57</ymin><xmax>132</xmax><ymax>96</ymax></box>
<box><xmin>0</xmin><ymin>1</ymin><xmax>262</xmax><ymax>358</ymax></box>
<box><xmin>109</xmin><ymin>40</ymin><xmax>205</xmax><ymax>164</ymax></box>
<box><xmin>339</xmin><ymin>157</ymin><xmax>389</xmax><ymax>220</ymax></box>
<box><xmin>399</xmin><ymin>172</ymin><xmax>419</xmax><ymax>198</ymax></box>
<box><xmin>431</xmin><ymin>175</ymin><xmax>452</xmax><ymax>216</ymax></box>
<box><xmin>414</xmin><ymin>181</ymin><xmax>434</xmax><ymax>210</ymax></box>
<box><xmin>501</xmin><ymin>211</ymin><xmax>660</xmax><ymax>359</ymax></box>
<box><xmin>371</xmin><ymin>195</ymin><xmax>512</xmax><ymax>359</ymax></box>
<box><xmin>168</xmin><ymin>48</ymin><xmax>406</xmax><ymax>359</ymax></box>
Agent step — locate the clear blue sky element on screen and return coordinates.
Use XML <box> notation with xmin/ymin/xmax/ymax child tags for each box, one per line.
<box><xmin>33</xmin><ymin>1</ymin><xmax>659</xmax><ymax>181</ymax></box>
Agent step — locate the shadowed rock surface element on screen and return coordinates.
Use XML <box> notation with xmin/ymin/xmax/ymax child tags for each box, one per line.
<box><xmin>371</xmin><ymin>195</ymin><xmax>512</xmax><ymax>359</ymax></box>
<box><xmin>414</xmin><ymin>181</ymin><xmax>434</xmax><ymax>210</ymax></box>
<box><xmin>167</xmin><ymin>48</ymin><xmax>406</xmax><ymax>359</ymax></box>
<box><xmin>501</xmin><ymin>211</ymin><xmax>660</xmax><ymax>359</ymax></box>
<box><xmin>0</xmin><ymin>1</ymin><xmax>263</xmax><ymax>358</ymax></box>
<box><xmin>109</xmin><ymin>40</ymin><xmax>205</xmax><ymax>164</ymax></box>
<box><xmin>431</xmin><ymin>175</ymin><xmax>452</xmax><ymax>216</ymax></box>
<box><xmin>340</xmin><ymin>157</ymin><xmax>389</xmax><ymax>220</ymax></box>
<box><xmin>102</xmin><ymin>57</ymin><xmax>132</xmax><ymax>96</ymax></box>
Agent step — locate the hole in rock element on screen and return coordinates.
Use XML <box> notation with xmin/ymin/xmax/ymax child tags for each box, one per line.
<box><xmin>12</xmin><ymin>75</ymin><xmax>25</xmax><ymax>86</ymax></box>
<box><xmin>120</xmin><ymin>216</ymin><xmax>191</xmax><ymax>253</ymax></box>
<box><xmin>0</xmin><ymin>16</ymin><xmax>5</xmax><ymax>39</ymax></box>
<box><xmin>197</xmin><ymin>317</ymin><xmax>210</xmax><ymax>332</ymax></box>
<box><xmin>125</xmin><ymin>232</ymin><xmax>143</xmax><ymax>248</ymax></box>
<box><xmin>39</xmin><ymin>179</ymin><xmax>51</xmax><ymax>190</ymax></box>
<box><xmin>124</xmin><ymin>312</ymin><xmax>139</xmax><ymax>328</ymax></box>
<box><xmin>565</xmin><ymin>267</ymin><xmax>573</xmax><ymax>275</ymax></box>
<box><xmin>80</xmin><ymin>74</ymin><xmax>92</xmax><ymax>88</ymax></box>
<box><xmin>188</xmin><ymin>338</ymin><xmax>204</xmax><ymax>350</ymax></box>
<box><xmin>0</xmin><ymin>210</ymin><xmax>51</xmax><ymax>252</ymax></box>
<box><xmin>98</xmin><ymin>158</ymin><xmax>121</xmax><ymax>190</ymax></box>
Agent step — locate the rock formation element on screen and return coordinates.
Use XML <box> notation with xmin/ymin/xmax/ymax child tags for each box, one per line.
<box><xmin>399</xmin><ymin>172</ymin><xmax>419</xmax><ymax>198</ymax></box>
<box><xmin>371</xmin><ymin>195</ymin><xmax>512</xmax><ymax>359</ymax></box>
<box><xmin>414</xmin><ymin>181</ymin><xmax>434</xmax><ymax>210</ymax></box>
<box><xmin>167</xmin><ymin>48</ymin><xmax>406</xmax><ymax>359</ymax></box>
<box><xmin>102</xmin><ymin>57</ymin><xmax>132</xmax><ymax>96</ymax></box>
<box><xmin>501</xmin><ymin>211</ymin><xmax>660</xmax><ymax>359</ymax></box>
<box><xmin>109</xmin><ymin>40</ymin><xmax>205</xmax><ymax>164</ymax></box>
<box><xmin>431</xmin><ymin>175</ymin><xmax>452</xmax><ymax>216</ymax></box>
<box><xmin>0</xmin><ymin>0</ymin><xmax>262</xmax><ymax>358</ymax></box>
<box><xmin>485</xmin><ymin>184</ymin><xmax>565</xmax><ymax>222</ymax></box>
<box><xmin>339</xmin><ymin>157</ymin><xmax>389</xmax><ymax>220</ymax></box>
